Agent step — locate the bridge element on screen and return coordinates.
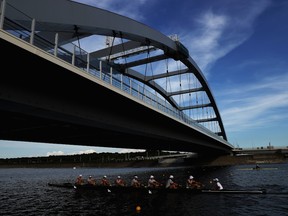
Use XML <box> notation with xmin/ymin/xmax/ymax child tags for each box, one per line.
<box><xmin>0</xmin><ymin>0</ymin><xmax>234</xmax><ymax>156</ymax></box>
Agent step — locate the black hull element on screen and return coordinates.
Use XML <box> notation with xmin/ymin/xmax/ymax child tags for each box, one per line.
<box><xmin>48</xmin><ymin>183</ymin><xmax>266</xmax><ymax>194</ymax></box>
<box><xmin>48</xmin><ymin>182</ymin><xmax>74</xmax><ymax>188</ymax></box>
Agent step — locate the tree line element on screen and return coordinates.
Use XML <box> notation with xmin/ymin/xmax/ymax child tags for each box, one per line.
<box><xmin>0</xmin><ymin>150</ymin><xmax>180</xmax><ymax>166</ymax></box>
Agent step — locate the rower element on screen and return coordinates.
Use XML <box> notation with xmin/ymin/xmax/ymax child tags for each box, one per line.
<box><xmin>87</xmin><ymin>175</ymin><xmax>96</xmax><ymax>185</ymax></box>
<box><xmin>165</xmin><ymin>175</ymin><xmax>179</xmax><ymax>189</ymax></box>
<box><xmin>75</xmin><ymin>174</ymin><xmax>85</xmax><ymax>185</ymax></box>
<box><xmin>186</xmin><ymin>175</ymin><xmax>204</xmax><ymax>189</ymax></box>
<box><xmin>212</xmin><ymin>178</ymin><xmax>223</xmax><ymax>190</ymax></box>
<box><xmin>148</xmin><ymin>175</ymin><xmax>161</xmax><ymax>188</ymax></box>
<box><xmin>131</xmin><ymin>175</ymin><xmax>141</xmax><ymax>188</ymax></box>
<box><xmin>115</xmin><ymin>176</ymin><xmax>126</xmax><ymax>187</ymax></box>
<box><xmin>100</xmin><ymin>175</ymin><xmax>111</xmax><ymax>186</ymax></box>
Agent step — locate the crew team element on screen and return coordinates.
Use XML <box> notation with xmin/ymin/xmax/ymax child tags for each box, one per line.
<box><xmin>75</xmin><ymin>174</ymin><xmax>223</xmax><ymax>190</ymax></box>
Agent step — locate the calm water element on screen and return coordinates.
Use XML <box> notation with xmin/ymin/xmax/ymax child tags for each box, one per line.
<box><xmin>0</xmin><ymin>163</ymin><xmax>288</xmax><ymax>216</ymax></box>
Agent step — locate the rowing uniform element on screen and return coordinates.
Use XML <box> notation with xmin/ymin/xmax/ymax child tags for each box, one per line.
<box><xmin>131</xmin><ymin>176</ymin><xmax>141</xmax><ymax>187</ymax></box>
<box><xmin>101</xmin><ymin>177</ymin><xmax>111</xmax><ymax>186</ymax></box>
<box><xmin>213</xmin><ymin>178</ymin><xmax>223</xmax><ymax>190</ymax></box>
<box><xmin>216</xmin><ymin>181</ymin><xmax>223</xmax><ymax>190</ymax></box>
<box><xmin>148</xmin><ymin>176</ymin><xmax>159</xmax><ymax>188</ymax></box>
<box><xmin>166</xmin><ymin>175</ymin><xmax>177</xmax><ymax>189</ymax></box>
<box><xmin>87</xmin><ymin>176</ymin><xmax>96</xmax><ymax>185</ymax></box>
<box><xmin>115</xmin><ymin>177</ymin><xmax>125</xmax><ymax>186</ymax></box>
<box><xmin>75</xmin><ymin>175</ymin><xmax>85</xmax><ymax>185</ymax></box>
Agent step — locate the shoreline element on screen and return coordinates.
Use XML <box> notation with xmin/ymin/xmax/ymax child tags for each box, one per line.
<box><xmin>0</xmin><ymin>155</ymin><xmax>287</xmax><ymax>168</ymax></box>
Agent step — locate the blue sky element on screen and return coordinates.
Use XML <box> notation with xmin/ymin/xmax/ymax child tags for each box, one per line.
<box><xmin>1</xmin><ymin>0</ymin><xmax>287</xmax><ymax>158</ymax></box>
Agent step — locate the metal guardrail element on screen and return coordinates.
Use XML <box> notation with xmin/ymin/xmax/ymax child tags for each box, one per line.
<box><xmin>0</xmin><ymin>0</ymin><xmax>228</xmax><ymax>144</ymax></box>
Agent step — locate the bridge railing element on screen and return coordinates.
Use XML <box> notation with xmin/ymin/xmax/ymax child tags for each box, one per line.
<box><xmin>0</xmin><ymin>1</ymin><xmax>227</xmax><ymax>143</ymax></box>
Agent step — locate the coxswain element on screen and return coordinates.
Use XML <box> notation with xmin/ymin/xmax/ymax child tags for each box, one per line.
<box><xmin>148</xmin><ymin>175</ymin><xmax>161</xmax><ymax>188</ymax></box>
<box><xmin>75</xmin><ymin>174</ymin><xmax>85</xmax><ymax>185</ymax></box>
<box><xmin>165</xmin><ymin>175</ymin><xmax>178</xmax><ymax>189</ymax></box>
<box><xmin>100</xmin><ymin>175</ymin><xmax>111</xmax><ymax>186</ymax></box>
<box><xmin>115</xmin><ymin>176</ymin><xmax>126</xmax><ymax>187</ymax></box>
<box><xmin>212</xmin><ymin>178</ymin><xmax>223</xmax><ymax>190</ymax></box>
<box><xmin>131</xmin><ymin>175</ymin><xmax>141</xmax><ymax>188</ymax></box>
<box><xmin>186</xmin><ymin>175</ymin><xmax>204</xmax><ymax>189</ymax></box>
<box><xmin>87</xmin><ymin>175</ymin><xmax>96</xmax><ymax>185</ymax></box>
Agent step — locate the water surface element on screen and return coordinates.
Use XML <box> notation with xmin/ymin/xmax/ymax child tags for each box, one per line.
<box><xmin>0</xmin><ymin>164</ymin><xmax>287</xmax><ymax>215</ymax></box>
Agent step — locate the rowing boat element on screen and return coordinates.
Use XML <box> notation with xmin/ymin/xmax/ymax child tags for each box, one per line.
<box><xmin>201</xmin><ymin>189</ymin><xmax>266</xmax><ymax>194</ymax></box>
<box><xmin>74</xmin><ymin>185</ymin><xmax>266</xmax><ymax>194</ymax></box>
<box><xmin>237</xmin><ymin>167</ymin><xmax>278</xmax><ymax>171</ymax></box>
<box><xmin>48</xmin><ymin>183</ymin><xmax>266</xmax><ymax>194</ymax></box>
<box><xmin>48</xmin><ymin>182</ymin><xmax>74</xmax><ymax>188</ymax></box>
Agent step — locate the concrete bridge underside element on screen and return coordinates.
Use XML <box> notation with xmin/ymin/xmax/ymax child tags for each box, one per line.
<box><xmin>0</xmin><ymin>38</ymin><xmax>230</xmax><ymax>156</ymax></box>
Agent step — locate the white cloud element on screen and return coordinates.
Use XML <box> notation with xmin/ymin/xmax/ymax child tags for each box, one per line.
<box><xmin>180</xmin><ymin>0</ymin><xmax>271</xmax><ymax>76</ymax></box>
<box><xmin>47</xmin><ymin>149</ymin><xmax>97</xmax><ymax>156</ymax></box>
<box><xmin>118</xmin><ymin>149</ymin><xmax>145</xmax><ymax>153</ymax></box>
<box><xmin>220</xmin><ymin>73</ymin><xmax>288</xmax><ymax>132</ymax></box>
<box><xmin>78</xmin><ymin>149</ymin><xmax>97</xmax><ymax>154</ymax></box>
<box><xmin>47</xmin><ymin>151</ymin><xmax>65</xmax><ymax>156</ymax></box>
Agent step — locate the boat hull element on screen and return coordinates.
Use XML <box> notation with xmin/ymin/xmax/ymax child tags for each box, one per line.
<box><xmin>48</xmin><ymin>183</ymin><xmax>266</xmax><ymax>194</ymax></box>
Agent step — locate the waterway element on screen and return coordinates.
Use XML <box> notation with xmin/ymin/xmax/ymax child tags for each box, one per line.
<box><xmin>0</xmin><ymin>163</ymin><xmax>287</xmax><ymax>215</ymax></box>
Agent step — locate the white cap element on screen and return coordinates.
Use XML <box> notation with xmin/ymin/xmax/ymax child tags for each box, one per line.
<box><xmin>103</xmin><ymin>175</ymin><xmax>107</xmax><ymax>178</ymax></box>
<box><xmin>169</xmin><ymin>175</ymin><xmax>174</xmax><ymax>179</ymax></box>
<box><xmin>134</xmin><ymin>175</ymin><xmax>138</xmax><ymax>179</ymax></box>
<box><xmin>79</xmin><ymin>174</ymin><xmax>82</xmax><ymax>177</ymax></box>
<box><xmin>117</xmin><ymin>176</ymin><xmax>121</xmax><ymax>178</ymax></box>
<box><xmin>189</xmin><ymin>175</ymin><xmax>194</xmax><ymax>179</ymax></box>
<box><xmin>213</xmin><ymin>178</ymin><xmax>219</xmax><ymax>182</ymax></box>
<box><xmin>150</xmin><ymin>175</ymin><xmax>154</xmax><ymax>179</ymax></box>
